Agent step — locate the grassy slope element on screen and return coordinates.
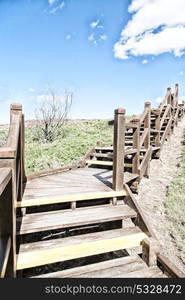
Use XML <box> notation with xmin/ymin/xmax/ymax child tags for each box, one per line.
<box><xmin>166</xmin><ymin>138</ymin><xmax>185</xmax><ymax>260</ymax></box>
<box><xmin>25</xmin><ymin>120</ymin><xmax>113</xmax><ymax>174</ymax></box>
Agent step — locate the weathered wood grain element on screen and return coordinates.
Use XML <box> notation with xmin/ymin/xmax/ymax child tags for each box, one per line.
<box><xmin>17</xmin><ymin>203</ymin><xmax>137</xmax><ymax>234</ymax></box>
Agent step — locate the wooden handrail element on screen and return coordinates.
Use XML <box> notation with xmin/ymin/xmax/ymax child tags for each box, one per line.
<box><xmin>160</xmin><ymin>104</ymin><xmax>171</xmax><ymax>130</ymax></box>
<box><xmin>0</xmin><ymin>103</ymin><xmax>25</xmax><ymax>278</ymax></box>
<box><xmin>0</xmin><ymin>168</ymin><xmax>15</xmax><ymax>277</ymax></box>
<box><xmin>139</xmin><ymin>108</ymin><xmax>149</xmax><ymax>126</ymax></box>
<box><xmin>160</xmin><ymin>117</ymin><xmax>172</xmax><ymax>148</ymax></box>
<box><xmin>140</xmin><ymin>128</ymin><xmax>149</xmax><ymax>148</ymax></box>
<box><xmin>138</xmin><ymin>146</ymin><xmax>152</xmax><ymax>179</ymax></box>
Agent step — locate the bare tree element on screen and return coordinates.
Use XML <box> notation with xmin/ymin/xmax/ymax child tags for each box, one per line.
<box><xmin>34</xmin><ymin>88</ymin><xmax>73</xmax><ymax>142</ymax></box>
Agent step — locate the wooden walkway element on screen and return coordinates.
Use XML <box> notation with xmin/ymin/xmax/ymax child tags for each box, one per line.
<box><xmin>21</xmin><ymin>168</ymin><xmax>134</xmax><ymax>204</ymax></box>
<box><xmin>0</xmin><ymin>84</ymin><xmax>185</xmax><ymax>278</ymax></box>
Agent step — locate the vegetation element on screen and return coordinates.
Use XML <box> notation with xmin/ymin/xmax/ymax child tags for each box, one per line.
<box><xmin>0</xmin><ymin>129</ymin><xmax>7</xmax><ymax>147</ymax></box>
<box><xmin>166</xmin><ymin>133</ymin><xmax>185</xmax><ymax>261</ymax></box>
<box><xmin>25</xmin><ymin>120</ymin><xmax>113</xmax><ymax>174</ymax></box>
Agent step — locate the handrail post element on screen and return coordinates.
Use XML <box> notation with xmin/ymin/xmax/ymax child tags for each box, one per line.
<box><xmin>175</xmin><ymin>83</ymin><xmax>179</xmax><ymax>107</ymax></box>
<box><xmin>154</xmin><ymin>108</ymin><xmax>161</xmax><ymax>158</ymax></box>
<box><xmin>113</xmin><ymin>108</ymin><xmax>125</xmax><ymax>191</ymax></box>
<box><xmin>144</xmin><ymin>102</ymin><xmax>151</xmax><ymax>177</ymax></box>
<box><xmin>167</xmin><ymin>87</ymin><xmax>172</xmax><ymax>105</ymax></box>
<box><xmin>10</xmin><ymin>103</ymin><xmax>25</xmax><ymax>202</ymax></box>
<box><xmin>132</xmin><ymin>118</ymin><xmax>140</xmax><ymax>178</ymax></box>
<box><xmin>144</xmin><ymin>102</ymin><xmax>151</xmax><ymax>149</ymax></box>
<box><xmin>166</xmin><ymin>89</ymin><xmax>173</xmax><ymax>136</ymax></box>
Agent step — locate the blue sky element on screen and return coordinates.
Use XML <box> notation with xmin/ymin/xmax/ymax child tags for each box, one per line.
<box><xmin>0</xmin><ymin>0</ymin><xmax>185</xmax><ymax>123</ymax></box>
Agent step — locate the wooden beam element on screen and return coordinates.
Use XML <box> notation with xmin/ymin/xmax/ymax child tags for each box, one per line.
<box><xmin>142</xmin><ymin>238</ymin><xmax>160</xmax><ymax>267</ymax></box>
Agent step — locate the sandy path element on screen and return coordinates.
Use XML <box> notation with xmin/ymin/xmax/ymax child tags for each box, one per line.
<box><xmin>135</xmin><ymin>117</ymin><xmax>185</xmax><ymax>273</ymax></box>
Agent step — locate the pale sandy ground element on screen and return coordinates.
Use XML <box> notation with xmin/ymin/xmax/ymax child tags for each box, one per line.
<box><xmin>135</xmin><ymin>117</ymin><xmax>185</xmax><ymax>273</ymax></box>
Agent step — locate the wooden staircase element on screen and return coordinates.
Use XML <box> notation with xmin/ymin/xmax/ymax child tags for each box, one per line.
<box><xmin>16</xmin><ymin>190</ymin><xmax>166</xmax><ymax>278</ymax></box>
<box><xmin>1</xmin><ymin>85</ymin><xmax>185</xmax><ymax>278</ymax></box>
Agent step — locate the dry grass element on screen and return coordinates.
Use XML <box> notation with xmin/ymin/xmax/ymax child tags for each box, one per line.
<box><xmin>166</xmin><ymin>131</ymin><xmax>185</xmax><ymax>262</ymax></box>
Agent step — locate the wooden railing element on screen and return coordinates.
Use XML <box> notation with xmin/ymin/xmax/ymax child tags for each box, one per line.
<box><xmin>0</xmin><ymin>103</ymin><xmax>25</xmax><ymax>277</ymax></box>
<box><xmin>0</xmin><ymin>168</ymin><xmax>14</xmax><ymax>277</ymax></box>
<box><xmin>111</xmin><ymin>84</ymin><xmax>185</xmax><ymax>189</ymax></box>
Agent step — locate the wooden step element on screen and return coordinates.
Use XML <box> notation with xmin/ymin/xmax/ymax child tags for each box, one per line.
<box><xmin>86</xmin><ymin>160</ymin><xmax>132</xmax><ymax>168</ymax></box>
<box><xmin>92</xmin><ymin>153</ymin><xmax>113</xmax><ymax>159</ymax></box>
<box><xmin>31</xmin><ymin>255</ymin><xmax>147</xmax><ymax>278</ymax></box>
<box><xmin>17</xmin><ymin>190</ymin><xmax>127</xmax><ymax>208</ymax></box>
<box><xmin>16</xmin><ymin>226</ymin><xmax>147</xmax><ymax>270</ymax></box>
<box><xmin>95</xmin><ymin>146</ymin><xmax>113</xmax><ymax>151</ymax></box>
<box><xmin>17</xmin><ymin>204</ymin><xmax>137</xmax><ymax>235</ymax></box>
<box><xmin>86</xmin><ymin>160</ymin><xmax>113</xmax><ymax>166</ymax></box>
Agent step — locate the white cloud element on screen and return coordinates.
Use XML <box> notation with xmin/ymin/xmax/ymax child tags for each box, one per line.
<box><xmin>142</xmin><ymin>59</ymin><xmax>148</xmax><ymax>64</ymax></box>
<box><xmin>179</xmin><ymin>70</ymin><xmax>184</xmax><ymax>76</ymax></box>
<box><xmin>90</xmin><ymin>20</ymin><xmax>100</xmax><ymax>29</ymax></box>
<box><xmin>66</xmin><ymin>34</ymin><xmax>72</xmax><ymax>40</ymax></box>
<box><xmin>100</xmin><ymin>34</ymin><xmax>108</xmax><ymax>41</ymax></box>
<box><xmin>114</xmin><ymin>0</ymin><xmax>185</xmax><ymax>59</ymax></box>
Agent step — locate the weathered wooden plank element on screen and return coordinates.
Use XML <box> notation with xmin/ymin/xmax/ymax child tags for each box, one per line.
<box><xmin>157</xmin><ymin>254</ymin><xmax>185</xmax><ymax>278</ymax></box>
<box><xmin>31</xmin><ymin>255</ymin><xmax>145</xmax><ymax>278</ymax></box>
<box><xmin>17</xmin><ymin>189</ymin><xmax>127</xmax><ymax>208</ymax></box>
<box><xmin>17</xmin><ymin>204</ymin><xmax>137</xmax><ymax>234</ymax></box>
<box><xmin>92</xmin><ymin>153</ymin><xmax>114</xmax><ymax>159</ymax></box>
<box><xmin>0</xmin><ymin>168</ymin><xmax>12</xmax><ymax>196</ymax></box>
<box><xmin>17</xmin><ymin>227</ymin><xmax>147</xmax><ymax>270</ymax></box>
<box><xmin>120</xmin><ymin>266</ymin><xmax>164</xmax><ymax>278</ymax></box>
<box><xmin>95</xmin><ymin>146</ymin><xmax>113</xmax><ymax>151</ymax></box>
<box><xmin>86</xmin><ymin>160</ymin><xmax>113</xmax><ymax>166</ymax></box>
